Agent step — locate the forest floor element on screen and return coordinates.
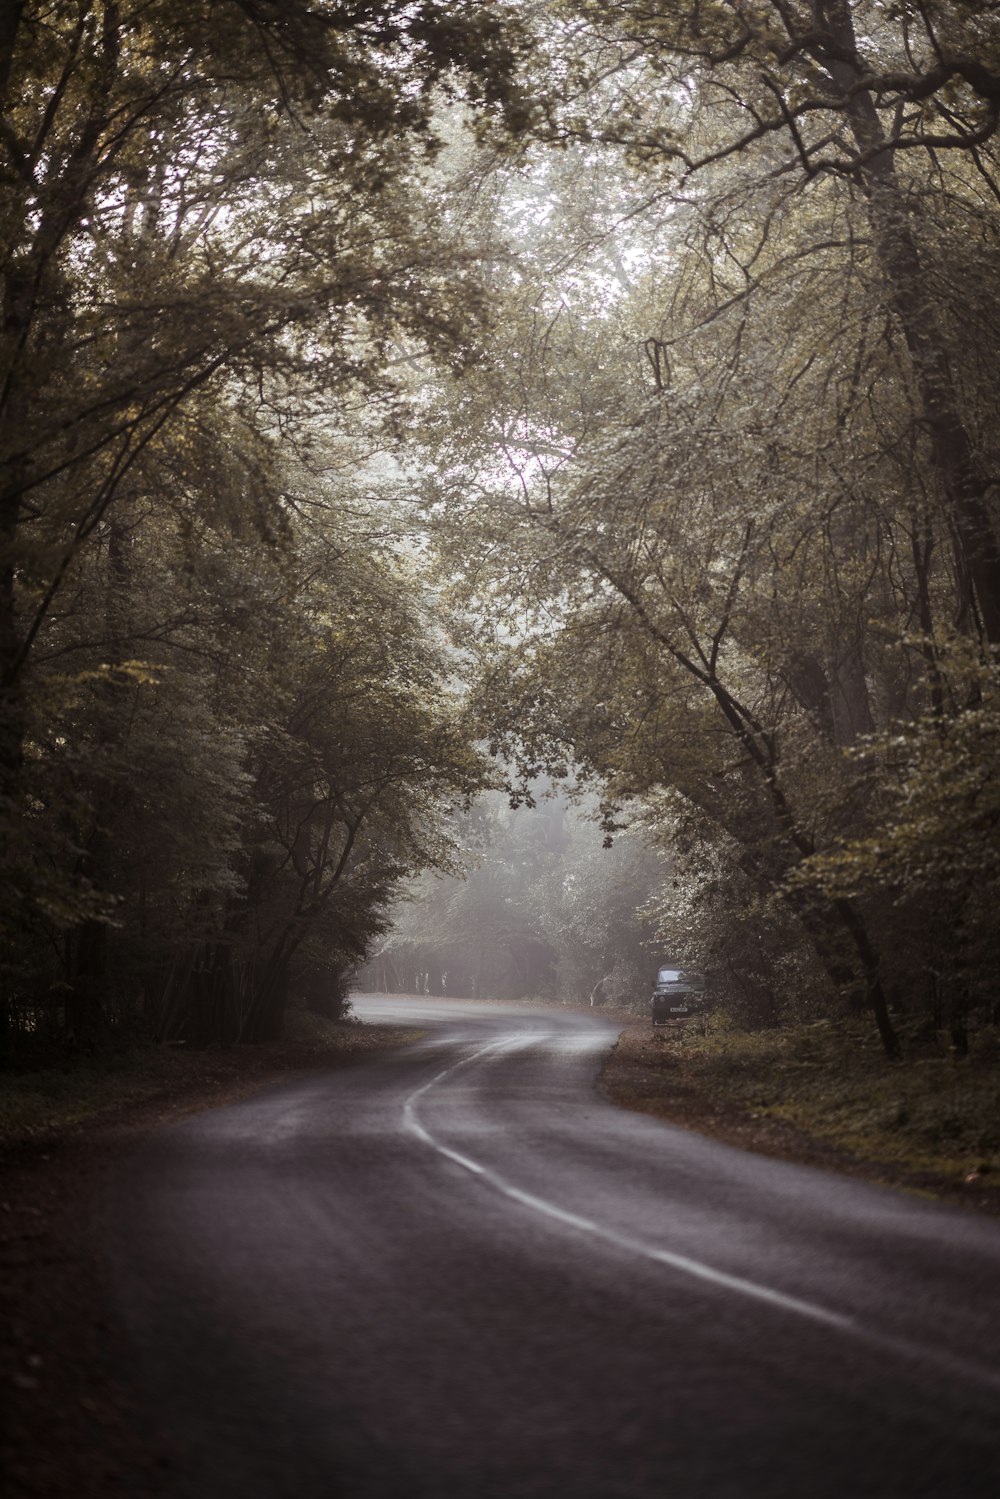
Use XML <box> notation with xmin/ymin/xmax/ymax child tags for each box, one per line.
<box><xmin>4</xmin><ymin>1001</ymin><xmax>1000</xmax><ymax>1496</ymax></box>
<box><xmin>600</xmin><ymin>1014</ymin><xmax>1000</xmax><ymax>1217</ymax></box>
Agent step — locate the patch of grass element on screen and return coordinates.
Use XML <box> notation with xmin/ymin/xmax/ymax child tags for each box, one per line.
<box><xmin>0</xmin><ymin>1046</ymin><xmax>195</xmax><ymax>1140</ymax></box>
<box><xmin>604</xmin><ymin>1016</ymin><xmax>1000</xmax><ymax>1204</ymax></box>
<box><xmin>0</xmin><ymin>1014</ymin><xmax>413</xmax><ymax>1145</ymax></box>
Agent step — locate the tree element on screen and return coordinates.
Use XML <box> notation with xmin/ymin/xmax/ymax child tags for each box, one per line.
<box><xmin>545</xmin><ymin>0</ymin><xmax>1000</xmax><ymax>636</ymax></box>
<box><xmin>1</xmin><ymin>2</ymin><xmax>526</xmax><ymax>1047</ymax></box>
<box><xmin>409</xmin><ymin>2</ymin><xmax>1000</xmax><ymax>1056</ymax></box>
<box><xmin>4</xmin><ymin>397</ymin><xmax>492</xmax><ymax>1045</ymax></box>
<box><xmin>0</xmin><ymin>0</ymin><xmax>520</xmax><ymax>922</ymax></box>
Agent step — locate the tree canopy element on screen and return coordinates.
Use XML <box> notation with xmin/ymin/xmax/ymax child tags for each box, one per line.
<box><xmin>1</xmin><ymin>1</ymin><xmax>519</xmax><ymax>1045</ymax></box>
<box><xmin>411</xmin><ymin>0</ymin><xmax>1000</xmax><ymax>1054</ymax></box>
<box><xmin>2</xmin><ymin>1</ymin><xmax>998</xmax><ymax>1061</ymax></box>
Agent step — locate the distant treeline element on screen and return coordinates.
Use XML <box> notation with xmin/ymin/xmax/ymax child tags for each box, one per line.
<box><xmin>357</xmin><ymin>796</ymin><xmax>663</xmax><ymax>1010</ymax></box>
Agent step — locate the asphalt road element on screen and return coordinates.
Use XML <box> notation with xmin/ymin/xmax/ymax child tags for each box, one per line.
<box><xmin>105</xmin><ymin>997</ymin><xmax>1000</xmax><ymax>1498</ymax></box>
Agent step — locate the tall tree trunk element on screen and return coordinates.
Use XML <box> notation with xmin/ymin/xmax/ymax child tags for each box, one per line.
<box><xmin>66</xmin><ymin>512</ymin><xmax>133</xmax><ymax>1044</ymax></box>
<box><xmin>818</xmin><ymin>3</ymin><xmax>1000</xmax><ymax>640</ymax></box>
<box><xmin>833</xmin><ymin>898</ymin><xmax>901</xmax><ymax>1061</ymax></box>
<box><xmin>0</xmin><ymin>488</ymin><xmax>23</xmax><ymax>819</ymax></box>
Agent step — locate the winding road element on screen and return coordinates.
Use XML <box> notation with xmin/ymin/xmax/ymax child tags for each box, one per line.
<box><xmin>105</xmin><ymin>997</ymin><xmax>1000</xmax><ymax>1497</ymax></box>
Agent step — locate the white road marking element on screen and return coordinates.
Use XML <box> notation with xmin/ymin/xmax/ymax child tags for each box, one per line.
<box><xmin>402</xmin><ymin>1034</ymin><xmax>852</xmax><ymax>1330</ymax></box>
<box><xmin>402</xmin><ymin>1029</ymin><xmax>1000</xmax><ymax>1397</ymax></box>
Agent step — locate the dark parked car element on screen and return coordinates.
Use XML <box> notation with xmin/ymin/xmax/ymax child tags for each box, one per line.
<box><xmin>651</xmin><ymin>965</ymin><xmax>708</xmax><ymax>1029</ymax></box>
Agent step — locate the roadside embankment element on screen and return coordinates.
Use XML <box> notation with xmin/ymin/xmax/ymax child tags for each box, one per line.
<box><xmin>601</xmin><ymin>1016</ymin><xmax>1000</xmax><ymax>1216</ymax></box>
<box><xmin>0</xmin><ymin>1012</ymin><xmax>422</xmax><ymax>1146</ymax></box>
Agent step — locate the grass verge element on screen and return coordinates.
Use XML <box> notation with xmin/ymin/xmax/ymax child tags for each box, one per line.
<box><xmin>601</xmin><ymin>1015</ymin><xmax>1000</xmax><ymax>1214</ymax></box>
<box><xmin>0</xmin><ymin>1010</ymin><xmax>422</xmax><ymax>1146</ymax></box>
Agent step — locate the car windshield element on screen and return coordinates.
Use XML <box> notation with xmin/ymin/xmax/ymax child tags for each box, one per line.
<box><xmin>657</xmin><ymin>968</ymin><xmax>683</xmax><ymax>983</ymax></box>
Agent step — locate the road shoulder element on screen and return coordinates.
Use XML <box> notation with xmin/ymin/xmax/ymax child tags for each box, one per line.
<box><xmin>600</xmin><ymin>1017</ymin><xmax>1000</xmax><ymax>1218</ymax></box>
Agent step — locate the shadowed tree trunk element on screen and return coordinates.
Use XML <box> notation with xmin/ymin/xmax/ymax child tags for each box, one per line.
<box><xmin>819</xmin><ymin>0</ymin><xmax>1000</xmax><ymax>640</ymax></box>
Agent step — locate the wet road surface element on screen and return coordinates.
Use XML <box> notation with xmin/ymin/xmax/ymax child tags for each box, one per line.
<box><xmin>105</xmin><ymin>996</ymin><xmax>1000</xmax><ymax>1497</ymax></box>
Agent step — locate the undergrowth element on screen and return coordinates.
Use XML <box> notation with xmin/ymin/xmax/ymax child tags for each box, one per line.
<box><xmin>0</xmin><ymin>1046</ymin><xmax>199</xmax><ymax>1140</ymax></box>
<box><xmin>0</xmin><ymin>1011</ymin><xmax>398</xmax><ymax>1144</ymax></box>
<box><xmin>628</xmin><ymin>1016</ymin><xmax>1000</xmax><ymax>1189</ymax></box>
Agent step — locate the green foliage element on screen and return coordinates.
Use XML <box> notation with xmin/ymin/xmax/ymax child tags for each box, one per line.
<box><xmin>410</xmin><ymin>0</ymin><xmax>1000</xmax><ymax>1058</ymax></box>
<box><xmin>794</xmin><ymin>644</ymin><xmax>1000</xmax><ymax>903</ymax></box>
<box><xmin>0</xmin><ymin>2</ymin><xmax>510</xmax><ymax>1051</ymax></box>
<box><xmin>608</xmin><ymin>1016</ymin><xmax>1000</xmax><ymax>1187</ymax></box>
<box><xmin>4</xmin><ymin>0</ymin><xmax>999</xmax><ymax>1073</ymax></box>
